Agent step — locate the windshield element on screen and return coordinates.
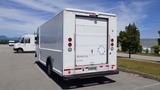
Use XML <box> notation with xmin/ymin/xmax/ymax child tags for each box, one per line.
<box><xmin>19</xmin><ymin>37</ymin><xmax>24</xmax><ymax>43</ymax></box>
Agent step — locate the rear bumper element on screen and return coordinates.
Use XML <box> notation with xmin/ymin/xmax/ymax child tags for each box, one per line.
<box><xmin>63</xmin><ymin>70</ymin><xmax>119</xmax><ymax>79</ymax></box>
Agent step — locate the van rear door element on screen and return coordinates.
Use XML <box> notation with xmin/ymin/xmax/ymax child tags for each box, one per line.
<box><xmin>75</xmin><ymin>16</ymin><xmax>108</xmax><ymax>66</ymax></box>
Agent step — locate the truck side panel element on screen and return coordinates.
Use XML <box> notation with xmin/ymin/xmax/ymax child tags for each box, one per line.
<box><xmin>39</xmin><ymin>12</ymin><xmax>63</xmax><ymax>75</ymax></box>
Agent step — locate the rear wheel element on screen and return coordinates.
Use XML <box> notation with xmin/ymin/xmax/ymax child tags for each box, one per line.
<box><xmin>46</xmin><ymin>61</ymin><xmax>52</xmax><ymax>77</ymax></box>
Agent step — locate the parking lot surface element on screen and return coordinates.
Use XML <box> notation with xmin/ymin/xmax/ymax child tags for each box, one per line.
<box><xmin>0</xmin><ymin>45</ymin><xmax>159</xmax><ymax>90</ymax></box>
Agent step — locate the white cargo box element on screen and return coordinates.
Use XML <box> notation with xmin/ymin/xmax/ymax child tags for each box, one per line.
<box><xmin>36</xmin><ymin>8</ymin><xmax>118</xmax><ymax>79</ymax></box>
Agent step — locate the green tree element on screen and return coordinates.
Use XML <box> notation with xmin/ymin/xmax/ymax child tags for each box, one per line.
<box><xmin>152</xmin><ymin>45</ymin><xmax>160</xmax><ymax>54</ymax></box>
<box><xmin>118</xmin><ymin>23</ymin><xmax>141</xmax><ymax>56</ymax></box>
<box><xmin>0</xmin><ymin>40</ymin><xmax>8</xmax><ymax>44</ymax></box>
<box><xmin>118</xmin><ymin>31</ymin><xmax>128</xmax><ymax>52</ymax></box>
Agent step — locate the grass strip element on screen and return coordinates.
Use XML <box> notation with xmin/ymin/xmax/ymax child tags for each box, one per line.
<box><xmin>118</xmin><ymin>58</ymin><xmax>160</xmax><ymax>81</ymax></box>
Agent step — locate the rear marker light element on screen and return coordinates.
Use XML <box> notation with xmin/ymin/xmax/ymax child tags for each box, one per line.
<box><xmin>89</xmin><ymin>13</ymin><xmax>97</xmax><ymax>17</ymax></box>
<box><xmin>75</xmin><ymin>68</ymin><xmax>81</xmax><ymax>70</ymax></box>
<box><xmin>64</xmin><ymin>69</ymin><xmax>70</xmax><ymax>71</ymax></box>
<box><xmin>106</xmin><ymin>65</ymin><xmax>109</xmax><ymax>67</ymax></box>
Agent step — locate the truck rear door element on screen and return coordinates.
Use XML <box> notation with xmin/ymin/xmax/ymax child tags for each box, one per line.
<box><xmin>75</xmin><ymin>15</ymin><xmax>108</xmax><ymax>66</ymax></box>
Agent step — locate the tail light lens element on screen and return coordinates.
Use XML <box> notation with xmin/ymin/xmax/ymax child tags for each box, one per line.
<box><xmin>67</xmin><ymin>37</ymin><xmax>72</xmax><ymax>52</ymax></box>
<box><xmin>111</xmin><ymin>38</ymin><xmax>114</xmax><ymax>42</ymax></box>
<box><xmin>111</xmin><ymin>43</ymin><xmax>114</xmax><ymax>46</ymax></box>
<box><xmin>68</xmin><ymin>38</ymin><xmax>72</xmax><ymax>42</ymax></box>
<box><xmin>75</xmin><ymin>68</ymin><xmax>81</xmax><ymax>70</ymax></box>
<box><xmin>68</xmin><ymin>43</ymin><xmax>72</xmax><ymax>47</ymax></box>
<box><xmin>111</xmin><ymin>38</ymin><xmax>114</xmax><ymax>47</ymax></box>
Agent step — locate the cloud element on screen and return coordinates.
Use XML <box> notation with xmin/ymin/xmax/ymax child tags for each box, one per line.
<box><xmin>0</xmin><ymin>7</ymin><xmax>44</xmax><ymax>23</ymax></box>
<box><xmin>0</xmin><ymin>6</ymin><xmax>45</xmax><ymax>33</ymax></box>
<box><xmin>0</xmin><ymin>0</ymin><xmax>110</xmax><ymax>34</ymax></box>
<box><xmin>108</xmin><ymin>1</ymin><xmax>151</xmax><ymax>33</ymax></box>
<box><xmin>11</xmin><ymin>0</ymin><xmax>108</xmax><ymax>12</ymax></box>
<box><xmin>0</xmin><ymin>0</ymin><xmax>152</xmax><ymax>37</ymax></box>
<box><xmin>10</xmin><ymin>0</ymin><xmax>58</xmax><ymax>13</ymax></box>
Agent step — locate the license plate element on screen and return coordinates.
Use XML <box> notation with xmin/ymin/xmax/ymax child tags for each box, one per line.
<box><xmin>88</xmin><ymin>67</ymin><xmax>97</xmax><ymax>70</ymax></box>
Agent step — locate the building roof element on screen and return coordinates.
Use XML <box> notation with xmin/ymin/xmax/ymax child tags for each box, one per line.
<box><xmin>65</xmin><ymin>8</ymin><xmax>116</xmax><ymax>17</ymax></box>
<box><xmin>140</xmin><ymin>39</ymin><xmax>158</xmax><ymax>48</ymax></box>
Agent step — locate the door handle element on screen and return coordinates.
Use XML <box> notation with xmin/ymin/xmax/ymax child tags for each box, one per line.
<box><xmin>91</xmin><ymin>49</ymin><xmax>93</xmax><ymax>54</ymax></box>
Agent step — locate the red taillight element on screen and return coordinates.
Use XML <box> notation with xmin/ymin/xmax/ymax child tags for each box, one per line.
<box><xmin>67</xmin><ymin>37</ymin><xmax>72</xmax><ymax>49</ymax></box>
<box><xmin>68</xmin><ymin>38</ymin><xmax>72</xmax><ymax>42</ymax></box>
<box><xmin>111</xmin><ymin>38</ymin><xmax>114</xmax><ymax>42</ymax></box>
<box><xmin>111</xmin><ymin>38</ymin><xmax>114</xmax><ymax>47</ymax></box>
<box><xmin>99</xmin><ymin>66</ymin><xmax>103</xmax><ymax>68</ymax></box>
<box><xmin>68</xmin><ymin>43</ymin><xmax>72</xmax><ymax>47</ymax></box>
<box><xmin>111</xmin><ymin>43</ymin><xmax>114</xmax><ymax>46</ymax></box>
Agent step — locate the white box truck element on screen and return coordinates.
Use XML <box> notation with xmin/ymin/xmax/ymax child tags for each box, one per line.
<box><xmin>14</xmin><ymin>34</ymin><xmax>36</xmax><ymax>53</ymax></box>
<box><xmin>36</xmin><ymin>8</ymin><xmax>118</xmax><ymax>79</ymax></box>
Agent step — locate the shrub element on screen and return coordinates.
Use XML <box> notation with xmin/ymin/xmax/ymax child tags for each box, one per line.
<box><xmin>152</xmin><ymin>45</ymin><xmax>160</xmax><ymax>54</ymax></box>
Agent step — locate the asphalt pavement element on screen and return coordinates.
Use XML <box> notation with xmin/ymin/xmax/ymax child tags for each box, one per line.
<box><xmin>0</xmin><ymin>45</ymin><xmax>159</xmax><ymax>90</ymax></box>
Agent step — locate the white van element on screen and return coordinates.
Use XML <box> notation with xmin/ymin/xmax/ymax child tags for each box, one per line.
<box><xmin>36</xmin><ymin>8</ymin><xmax>118</xmax><ymax>79</ymax></box>
<box><xmin>13</xmin><ymin>34</ymin><xmax>36</xmax><ymax>53</ymax></box>
<box><xmin>9</xmin><ymin>40</ymin><xmax>15</xmax><ymax>46</ymax></box>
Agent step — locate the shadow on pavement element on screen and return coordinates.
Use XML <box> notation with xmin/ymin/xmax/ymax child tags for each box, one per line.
<box><xmin>13</xmin><ymin>51</ymin><xmax>35</xmax><ymax>54</ymax></box>
<box><xmin>35</xmin><ymin>61</ymin><xmax>116</xmax><ymax>89</ymax></box>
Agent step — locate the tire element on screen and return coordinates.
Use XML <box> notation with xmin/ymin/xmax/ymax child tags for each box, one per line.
<box><xmin>46</xmin><ymin>61</ymin><xmax>52</xmax><ymax>77</ymax></box>
<box><xmin>17</xmin><ymin>48</ymin><xmax>23</xmax><ymax>53</ymax></box>
<box><xmin>35</xmin><ymin>53</ymin><xmax>37</xmax><ymax>57</ymax></box>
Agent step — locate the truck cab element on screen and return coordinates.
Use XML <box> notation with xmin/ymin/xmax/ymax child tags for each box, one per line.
<box><xmin>13</xmin><ymin>34</ymin><xmax>36</xmax><ymax>53</ymax></box>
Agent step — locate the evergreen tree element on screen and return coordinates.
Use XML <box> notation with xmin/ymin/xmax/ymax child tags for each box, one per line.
<box><xmin>118</xmin><ymin>23</ymin><xmax>141</xmax><ymax>55</ymax></box>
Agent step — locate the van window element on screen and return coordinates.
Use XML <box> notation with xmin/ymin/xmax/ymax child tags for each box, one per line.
<box><xmin>35</xmin><ymin>28</ymin><xmax>39</xmax><ymax>44</ymax></box>
<box><xmin>20</xmin><ymin>37</ymin><xmax>24</xmax><ymax>43</ymax></box>
<box><xmin>25</xmin><ymin>38</ymin><xmax>30</xmax><ymax>43</ymax></box>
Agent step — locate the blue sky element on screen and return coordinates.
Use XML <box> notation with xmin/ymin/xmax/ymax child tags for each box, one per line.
<box><xmin>0</xmin><ymin>0</ymin><xmax>159</xmax><ymax>38</ymax></box>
